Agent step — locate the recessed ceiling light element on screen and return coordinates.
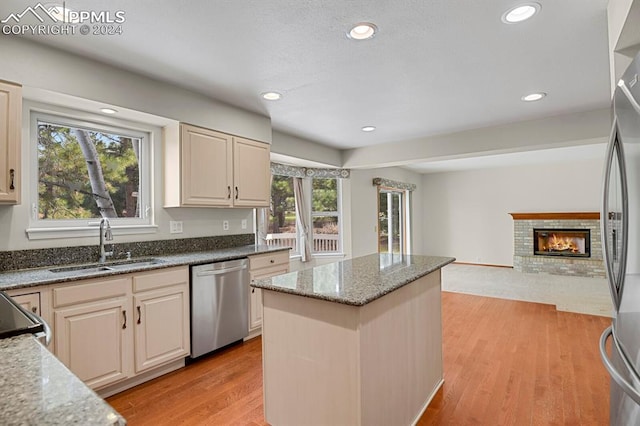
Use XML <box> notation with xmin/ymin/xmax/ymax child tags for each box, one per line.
<box><xmin>361</xmin><ymin>126</ymin><xmax>376</xmax><ymax>132</ymax></box>
<box><xmin>348</xmin><ymin>23</ymin><xmax>377</xmax><ymax>40</ymax></box>
<box><xmin>100</xmin><ymin>108</ymin><xmax>118</xmax><ymax>114</ymax></box>
<box><xmin>262</xmin><ymin>92</ymin><xmax>282</xmax><ymax>101</ymax></box>
<box><xmin>502</xmin><ymin>3</ymin><xmax>540</xmax><ymax>24</ymax></box>
<box><xmin>521</xmin><ymin>92</ymin><xmax>546</xmax><ymax>102</ymax></box>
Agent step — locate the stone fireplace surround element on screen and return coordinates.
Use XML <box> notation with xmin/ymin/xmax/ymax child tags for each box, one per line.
<box><xmin>510</xmin><ymin>212</ymin><xmax>605</xmax><ymax>278</ymax></box>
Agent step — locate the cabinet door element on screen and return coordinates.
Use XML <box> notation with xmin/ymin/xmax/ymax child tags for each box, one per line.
<box><xmin>233</xmin><ymin>137</ymin><xmax>271</xmax><ymax>207</ymax></box>
<box><xmin>54</xmin><ymin>297</ymin><xmax>131</xmax><ymax>390</ymax></box>
<box><xmin>181</xmin><ymin>124</ymin><xmax>233</xmax><ymax>206</ymax></box>
<box><xmin>0</xmin><ymin>81</ymin><xmax>21</xmax><ymax>204</ymax></box>
<box><xmin>11</xmin><ymin>292</ymin><xmax>40</xmax><ymax>316</ymax></box>
<box><xmin>133</xmin><ymin>284</ymin><xmax>189</xmax><ymax>373</ymax></box>
<box><xmin>249</xmin><ymin>287</ymin><xmax>263</xmax><ymax>332</ymax></box>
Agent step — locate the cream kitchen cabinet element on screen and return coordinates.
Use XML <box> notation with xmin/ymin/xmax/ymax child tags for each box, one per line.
<box><xmin>9</xmin><ymin>292</ymin><xmax>41</xmax><ymax>316</ymax></box>
<box><xmin>53</xmin><ymin>276</ymin><xmax>132</xmax><ymax>390</ymax></box>
<box><xmin>164</xmin><ymin>123</ymin><xmax>270</xmax><ymax>208</ymax></box>
<box><xmin>52</xmin><ymin>266</ymin><xmax>190</xmax><ymax>391</ymax></box>
<box><xmin>132</xmin><ymin>267</ymin><xmax>190</xmax><ymax>373</ymax></box>
<box><xmin>232</xmin><ymin>136</ymin><xmax>271</xmax><ymax>207</ymax></box>
<box><xmin>0</xmin><ymin>80</ymin><xmax>21</xmax><ymax>204</ymax></box>
<box><xmin>247</xmin><ymin>250</ymin><xmax>290</xmax><ymax>336</ymax></box>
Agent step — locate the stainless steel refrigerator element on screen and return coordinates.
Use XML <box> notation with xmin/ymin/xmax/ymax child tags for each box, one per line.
<box><xmin>600</xmin><ymin>50</ymin><xmax>640</xmax><ymax>425</ymax></box>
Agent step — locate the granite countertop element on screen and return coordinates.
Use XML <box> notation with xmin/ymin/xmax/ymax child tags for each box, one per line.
<box><xmin>0</xmin><ymin>245</ymin><xmax>289</xmax><ymax>292</ymax></box>
<box><xmin>0</xmin><ymin>334</ymin><xmax>125</xmax><ymax>425</ymax></box>
<box><xmin>252</xmin><ymin>253</ymin><xmax>455</xmax><ymax>306</ymax></box>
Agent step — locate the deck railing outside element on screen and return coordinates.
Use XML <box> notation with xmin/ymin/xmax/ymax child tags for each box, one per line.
<box><xmin>265</xmin><ymin>233</ymin><xmax>339</xmax><ymax>253</ymax></box>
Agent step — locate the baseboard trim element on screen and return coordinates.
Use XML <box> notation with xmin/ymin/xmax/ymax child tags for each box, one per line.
<box><xmin>96</xmin><ymin>359</ymin><xmax>185</xmax><ymax>398</ymax></box>
<box><xmin>453</xmin><ymin>262</ymin><xmax>513</xmax><ymax>269</ymax></box>
<box><xmin>411</xmin><ymin>378</ymin><xmax>444</xmax><ymax>426</ymax></box>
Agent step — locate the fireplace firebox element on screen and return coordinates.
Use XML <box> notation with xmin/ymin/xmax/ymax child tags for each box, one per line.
<box><xmin>533</xmin><ymin>228</ymin><xmax>591</xmax><ymax>258</ymax></box>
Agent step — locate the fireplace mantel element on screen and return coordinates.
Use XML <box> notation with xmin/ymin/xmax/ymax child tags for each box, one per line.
<box><xmin>509</xmin><ymin>212</ymin><xmax>600</xmax><ymax>220</ymax></box>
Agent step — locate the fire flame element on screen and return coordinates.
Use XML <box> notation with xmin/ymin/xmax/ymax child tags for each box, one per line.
<box><xmin>543</xmin><ymin>234</ymin><xmax>580</xmax><ymax>253</ymax></box>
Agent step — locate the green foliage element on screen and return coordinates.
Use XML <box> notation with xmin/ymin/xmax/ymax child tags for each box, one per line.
<box><xmin>269</xmin><ymin>175</ymin><xmax>295</xmax><ymax>232</ymax></box>
<box><xmin>38</xmin><ymin>122</ymin><xmax>140</xmax><ymax>219</ymax></box>
<box><xmin>312</xmin><ymin>178</ymin><xmax>337</xmax><ymax>212</ymax></box>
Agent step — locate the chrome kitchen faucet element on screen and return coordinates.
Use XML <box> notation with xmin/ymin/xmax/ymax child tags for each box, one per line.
<box><xmin>99</xmin><ymin>218</ymin><xmax>114</xmax><ymax>263</ymax></box>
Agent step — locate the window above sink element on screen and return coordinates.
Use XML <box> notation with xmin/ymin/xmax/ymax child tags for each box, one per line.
<box><xmin>25</xmin><ymin>101</ymin><xmax>158</xmax><ymax>240</ymax></box>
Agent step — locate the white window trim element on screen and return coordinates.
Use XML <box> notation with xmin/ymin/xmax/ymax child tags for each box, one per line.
<box><xmin>310</xmin><ymin>178</ymin><xmax>343</xmax><ymax>255</ymax></box>
<box><xmin>266</xmin><ymin>175</ymin><xmax>344</xmax><ymax>258</ymax></box>
<box><xmin>26</xmin><ymin>103</ymin><xmax>157</xmax><ymax>240</ymax></box>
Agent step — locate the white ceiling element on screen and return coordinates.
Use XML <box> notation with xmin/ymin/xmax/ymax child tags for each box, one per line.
<box><xmin>0</xmin><ymin>0</ymin><xmax>611</xmax><ymax>165</ymax></box>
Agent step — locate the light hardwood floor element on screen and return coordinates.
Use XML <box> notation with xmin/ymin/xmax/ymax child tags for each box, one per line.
<box><xmin>107</xmin><ymin>290</ymin><xmax>611</xmax><ymax>425</ymax></box>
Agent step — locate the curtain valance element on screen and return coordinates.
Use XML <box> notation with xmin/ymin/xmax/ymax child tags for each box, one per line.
<box><xmin>271</xmin><ymin>162</ymin><xmax>350</xmax><ymax>179</ymax></box>
<box><xmin>372</xmin><ymin>177</ymin><xmax>416</xmax><ymax>192</ymax></box>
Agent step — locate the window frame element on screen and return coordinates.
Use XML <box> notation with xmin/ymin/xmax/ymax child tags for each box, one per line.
<box><xmin>264</xmin><ymin>174</ymin><xmax>344</xmax><ymax>259</ymax></box>
<box><xmin>310</xmin><ymin>177</ymin><xmax>342</xmax><ymax>255</ymax></box>
<box><xmin>26</xmin><ymin>105</ymin><xmax>156</xmax><ymax>240</ymax></box>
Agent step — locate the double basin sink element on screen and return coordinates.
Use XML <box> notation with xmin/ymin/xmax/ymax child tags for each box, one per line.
<box><xmin>49</xmin><ymin>258</ymin><xmax>165</xmax><ymax>275</ymax></box>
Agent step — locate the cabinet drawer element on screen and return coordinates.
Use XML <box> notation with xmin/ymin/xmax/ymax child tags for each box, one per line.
<box><xmin>251</xmin><ymin>264</ymin><xmax>290</xmax><ymax>281</ymax></box>
<box><xmin>249</xmin><ymin>251</ymin><xmax>290</xmax><ymax>270</ymax></box>
<box><xmin>133</xmin><ymin>266</ymin><xmax>188</xmax><ymax>293</ymax></box>
<box><xmin>53</xmin><ymin>277</ymin><xmax>130</xmax><ymax>308</ymax></box>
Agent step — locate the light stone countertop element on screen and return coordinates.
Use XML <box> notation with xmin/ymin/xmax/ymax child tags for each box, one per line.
<box><xmin>251</xmin><ymin>253</ymin><xmax>455</xmax><ymax>306</ymax></box>
<box><xmin>0</xmin><ymin>245</ymin><xmax>290</xmax><ymax>292</ymax></box>
<box><xmin>0</xmin><ymin>334</ymin><xmax>125</xmax><ymax>425</ymax></box>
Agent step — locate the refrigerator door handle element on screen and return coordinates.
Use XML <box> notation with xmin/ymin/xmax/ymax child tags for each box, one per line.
<box><xmin>600</xmin><ymin>326</ymin><xmax>640</xmax><ymax>406</ymax></box>
<box><xmin>601</xmin><ymin>119</ymin><xmax>629</xmax><ymax>311</ymax></box>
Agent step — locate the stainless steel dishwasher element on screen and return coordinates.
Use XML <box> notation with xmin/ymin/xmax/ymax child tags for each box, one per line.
<box><xmin>190</xmin><ymin>258</ymin><xmax>249</xmax><ymax>358</ymax></box>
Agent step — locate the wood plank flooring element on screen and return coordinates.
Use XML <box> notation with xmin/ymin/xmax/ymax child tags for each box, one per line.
<box><xmin>107</xmin><ymin>292</ymin><xmax>611</xmax><ymax>425</ymax></box>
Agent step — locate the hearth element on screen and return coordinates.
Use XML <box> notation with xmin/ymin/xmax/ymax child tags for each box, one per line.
<box><xmin>533</xmin><ymin>228</ymin><xmax>591</xmax><ymax>258</ymax></box>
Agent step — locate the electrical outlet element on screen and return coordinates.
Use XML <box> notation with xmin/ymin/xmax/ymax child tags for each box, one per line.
<box><xmin>169</xmin><ymin>221</ymin><xmax>183</xmax><ymax>234</ymax></box>
<box><xmin>241</xmin><ymin>219</ymin><xmax>247</xmax><ymax>229</ymax></box>
<box><xmin>223</xmin><ymin>220</ymin><xmax>230</xmax><ymax>231</ymax></box>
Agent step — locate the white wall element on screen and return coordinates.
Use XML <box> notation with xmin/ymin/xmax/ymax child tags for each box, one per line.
<box><xmin>271</xmin><ymin>131</ymin><xmax>342</xmax><ymax>167</ymax></box>
<box><xmin>350</xmin><ymin>167</ymin><xmax>424</xmax><ymax>258</ymax></box>
<box><xmin>421</xmin><ymin>157</ymin><xmax>605</xmax><ymax>266</ymax></box>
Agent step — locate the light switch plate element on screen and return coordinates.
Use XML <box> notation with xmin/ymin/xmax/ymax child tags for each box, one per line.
<box><xmin>241</xmin><ymin>219</ymin><xmax>247</xmax><ymax>229</ymax></box>
<box><xmin>169</xmin><ymin>221</ymin><xmax>183</xmax><ymax>234</ymax></box>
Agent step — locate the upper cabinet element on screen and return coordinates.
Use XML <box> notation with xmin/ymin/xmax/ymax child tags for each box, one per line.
<box><xmin>0</xmin><ymin>80</ymin><xmax>21</xmax><ymax>205</ymax></box>
<box><xmin>164</xmin><ymin>123</ymin><xmax>270</xmax><ymax>208</ymax></box>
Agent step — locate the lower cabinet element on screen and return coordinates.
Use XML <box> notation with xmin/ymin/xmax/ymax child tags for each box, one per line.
<box><xmin>248</xmin><ymin>251</ymin><xmax>290</xmax><ymax>336</ymax></box>
<box><xmin>133</xmin><ymin>268</ymin><xmax>190</xmax><ymax>373</ymax></box>
<box><xmin>54</xmin><ymin>295</ymin><xmax>131</xmax><ymax>389</ymax></box>
<box><xmin>52</xmin><ymin>266</ymin><xmax>189</xmax><ymax>391</ymax></box>
<box><xmin>9</xmin><ymin>292</ymin><xmax>41</xmax><ymax>315</ymax></box>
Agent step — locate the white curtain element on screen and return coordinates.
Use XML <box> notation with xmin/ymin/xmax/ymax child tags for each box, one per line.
<box><xmin>256</xmin><ymin>207</ymin><xmax>269</xmax><ymax>246</ymax></box>
<box><xmin>293</xmin><ymin>177</ymin><xmax>312</xmax><ymax>261</ymax></box>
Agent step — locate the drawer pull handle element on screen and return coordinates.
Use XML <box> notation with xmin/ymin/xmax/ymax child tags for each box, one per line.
<box><xmin>227</xmin><ymin>186</ymin><xmax>231</xmax><ymax>199</ymax></box>
<box><xmin>9</xmin><ymin>169</ymin><xmax>15</xmax><ymax>190</ymax></box>
<box><xmin>31</xmin><ymin>306</ymin><xmax>37</xmax><ymax>314</ymax></box>
<box><xmin>270</xmin><ymin>259</ymin><xmax>275</xmax><ymax>264</ymax></box>
<box><xmin>122</xmin><ymin>310</ymin><xmax>127</xmax><ymax>329</ymax></box>
<box><xmin>252</xmin><ymin>288</ymin><xmax>255</xmax><ymax>293</ymax></box>
<box><xmin>137</xmin><ymin>306</ymin><xmax>141</xmax><ymax>324</ymax></box>
<box><xmin>235</xmin><ymin>186</ymin><xmax>239</xmax><ymax>200</ymax></box>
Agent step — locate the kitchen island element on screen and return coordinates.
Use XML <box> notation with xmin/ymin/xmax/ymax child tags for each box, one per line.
<box><xmin>251</xmin><ymin>253</ymin><xmax>455</xmax><ymax>426</ymax></box>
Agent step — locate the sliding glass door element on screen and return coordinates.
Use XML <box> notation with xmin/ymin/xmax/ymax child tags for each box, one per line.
<box><xmin>378</xmin><ymin>188</ymin><xmax>406</xmax><ymax>254</ymax></box>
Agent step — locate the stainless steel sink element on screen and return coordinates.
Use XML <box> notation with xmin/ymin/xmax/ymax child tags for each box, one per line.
<box><xmin>50</xmin><ymin>258</ymin><xmax>165</xmax><ymax>274</ymax></box>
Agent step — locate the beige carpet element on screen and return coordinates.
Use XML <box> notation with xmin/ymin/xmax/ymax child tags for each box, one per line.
<box><xmin>441</xmin><ymin>263</ymin><xmax>613</xmax><ymax>318</ymax></box>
